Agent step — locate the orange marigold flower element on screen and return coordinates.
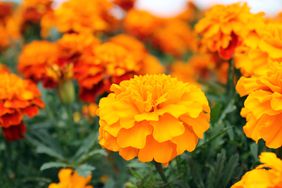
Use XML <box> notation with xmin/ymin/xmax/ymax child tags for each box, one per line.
<box><xmin>110</xmin><ymin>34</ymin><xmax>164</xmax><ymax>74</ymax></box>
<box><xmin>124</xmin><ymin>9</ymin><xmax>162</xmax><ymax>39</ymax></box>
<box><xmin>153</xmin><ymin>19</ymin><xmax>197</xmax><ymax>57</ymax></box>
<box><xmin>82</xmin><ymin>103</ymin><xmax>98</xmax><ymax>118</ymax></box>
<box><xmin>21</xmin><ymin>0</ymin><xmax>52</xmax><ymax>24</ymax></box>
<box><xmin>0</xmin><ymin>24</ymin><xmax>10</xmax><ymax>50</ymax></box>
<box><xmin>235</xmin><ymin>22</ymin><xmax>282</xmax><ymax>76</ymax></box>
<box><xmin>41</xmin><ymin>0</ymin><xmax>115</xmax><ymax>36</ymax></box>
<box><xmin>18</xmin><ymin>40</ymin><xmax>59</xmax><ymax>88</ymax></box>
<box><xmin>75</xmin><ymin>42</ymin><xmax>140</xmax><ymax>102</ymax></box>
<box><xmin>236</xmin><ymin>62</ymin><xmax>282</xmax><ymax>148</ymax></box>
<box><xmin>195</xmin><ymin>3</ymin><xmax>263</xmax><ymax>60</ymax></box>
<box><xmin>48</xmin><ymin>168</ymin><xmax>93</xmax><ymax>188</ymax></box>
<box><xmin>98</xmin><ymin>74</ymin><xmax>210</xmax><ymax>164</ymax></box>
<box><xmin>57</xmin><ymin>33</ymin><xmax>100</xmax><ymax>65</ymax></box>
<box><xmin>231</xmin><ymin>152</ymin><xmax>282</xmax><ymax>188</ymax></box>
<box><xmin>0</xmin><ymin>72</ymin><xmax>44</xmax><ymax>141</ymax></box>
<box><xmin>113</xmin><ymin>0</ymin><xmax>135</xmax><ymax>11</ymax></box>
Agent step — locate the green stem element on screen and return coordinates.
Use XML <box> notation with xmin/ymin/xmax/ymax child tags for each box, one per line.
<box><xmin>226</xmin><ymin>58</ymin><xmax>235</xmax><ymax>98</ymax></box>
<box><xmin>153</xmin><ymin>162</ymin><xmax>170</xmax><ymax>187</ymax></box>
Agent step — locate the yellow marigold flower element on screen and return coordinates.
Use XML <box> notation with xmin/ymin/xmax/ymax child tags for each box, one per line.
<box><xmin>0</xmin><ymin>72</ymin><xmax>44</xmax><ymax>141</ymax></box>
<box><xmin>18</xmin><ymin>40</ymin><xmax>60</xmax><ymax>88</ymax></box>
<box><xmin>21</xmin><ymin>0</ymin><xmax>52</xmax><ymax>24</ymax></box>
<box><xmin>98</xmin><ymin>74</ymin><xmax>210</xmax><ymax>164</ymax></box>
<box><xmin>231</xmin><ymin>152</ymin><xmax>282</xmax><ymax>188</ymax></box>
<box><xmin>236</xmin><ymin>62</ymin><xmax>282</xmax><ymax>148</ymax></box>
<box><xmin>75</xmin><ymin>42</ymin><xmax>140</xmax><ymax>102</ymax></box>
<box><xmin>49</xmin><ymin>168</ymin><xmax>93</xmax><ymax>188</ymax></box>
<box><xmin>153</xmin><ymin>19</ymin><xmax>197</xmax><ymax>57</ymax></box>
<box><xmin>124</xmin><ymin>9</ymin><xmax>162</xmax><ymax>39</ymax></box>
<box><xmin>195</xmin><ymin>3</ymin><xmax>263</xmax><ymax>60</ymax></box>
<box><xmin>41</xmin><ymin>0</ymin><xmax>115</xmax><ymax>36</ymax></box>
<box><xmin>110</xmin><ymin>34</ymin><xmax>164</xmax><ymax>74</ymax></box>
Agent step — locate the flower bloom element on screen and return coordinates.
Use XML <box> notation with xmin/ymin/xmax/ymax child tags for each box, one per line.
<box><xmin>41</xmin><ymin>0</ymin><xmax>115</xmax><ymax>36</ymax></box>
<box><xmin>0</xmin><ymin>72</ymin><xmax>44</xmax><ymax>141</ymax></box>
<box><xmin>98</xmin><ymin>74</ymin><xmax>210</xmax><ymax>164</ymax></box>
<box><xmin>195</xmin><ymin>3</ymin><xmax>263</xmax><ymax>60</ymax></box>
<box><xmin>0</xmin><ymin>2</ymin><xmax>14</xmax><ymax>20</ymax></box>
<box><xmin>236</xmin><ymin>62</ymin><xmax>282</xmax><ymax>148</ymax></box>
<box><xmin>48</xmin><ymin>168</ymin><xmax>93</xmax><ymax>188</ymax></box>
<box><xmin>18</xmin><ymin>40</ymin><xmax>60</xmax><ymax>88</ymax></box>
<box><xmin>152</xmin><ymin>19</ymin><xmax>197</xmax><ymax>57</ymax></box>
<box><xmin>20</xmin><ymin>0</ymin><xmax>52</xmax><ymax>24</ymax></box>
<box><xmin>124</xmin><ymin>9</ymin><xmax>162</xmax><ymax>39</ymax></box>
<box><xmin>110</xmin><ymin>34</ymin><xmax>164</xmax><ymax>74</ymax></box>
<box><xmin>74</xmin><ymin>42</ymin><xmax>140</xmax><ymax>102</ymax></box>
<box><xmin>235</xmin><ymin>23</ymin><xmax>282</xmax><ymax>76</ymax></box>
<box><xmin>231</xmin><ymin>152</ymin><xmax>282</xmax><ymax>188</ymax></box>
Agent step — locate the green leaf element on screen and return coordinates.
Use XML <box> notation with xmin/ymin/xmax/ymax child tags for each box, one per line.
<box><xmin>36</xmin><ymin>145</ymin><xmax>64</xmax><ymax>160</ymax></box>
<box><xmin>40</xmin><ymin>162</ymin><xmax>67</xmax><ymax>171</ymax></box>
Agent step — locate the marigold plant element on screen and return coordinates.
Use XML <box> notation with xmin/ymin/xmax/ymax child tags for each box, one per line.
<box><xmin>98</xmin><ymin>74</ymin><xmax>210</xmax><ymax>164</ymax></box>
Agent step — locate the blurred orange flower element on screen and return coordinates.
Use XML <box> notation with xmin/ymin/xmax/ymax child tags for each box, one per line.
<box><xmin>49</xmin><ymin>168</ymin><xmax>93</xmax><ymax>188</ymax></box>
<box><xmin>110</xmin><ymin>34</ymin><xmax>164</xmax><ymax>74</ymax></box>
<box><xmin>41</xmin><ymin>0</ymin><xmax>115</xmax><ymax>36</ymax></box>
<box><xmin>75</xmin><ymin>42</ymin><xmax>140</xmax><ymax>102</ymax></box>
<box><xmin>153</xmin><ymin>20</ymin><xmax>197</xmax><ymax>57</ymax></box>
<box><xmin>0</xmin><ymin>2</ymin><xmax>14</xmax><ymax>20</ymax></box>
<box><xmin>196</xmin><ymin>3</ymin><xmax>263</xmax><ymax>60</ymax></box>
<box><xmin>18</xmin><ymin>40</ymin><xmax>60</xmax><ymax>88</ymax></box>
<box><xmin>231</xmin><ymin>152</ymin><xmax>282</xmax><ymax>188</ymax></box>
<box><xmin>124</xmin><ymin>9</ymin><xmax>162</xmax><ymax>39</ymax></box>
<box><xmin>236</xmin><ymin>62</ymin><xmax>282</xmax><ymax>148</ymax></box>
<box><xmin>0</xmin><ymin>72</ymin><xmax>44</xmax><ymax>141</ymax></box>
<box><xmin>21</xmin><ymin>0</ymin><xmax>52</xmax><ymax>24</ymax></box>
<box><xmin>98</xmin><ymin>74</ymin><xmax>210</xmax><ymax>164</ymax></box>
<box><xmin>0</xmin><ymin>64</ymin><xmax>9</xmax><ymax>73</ymax></box>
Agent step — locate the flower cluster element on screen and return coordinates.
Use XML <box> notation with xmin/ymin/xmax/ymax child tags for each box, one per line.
<box><xmin>236</xmin><ymin>62</ymin><xmax>282</xmax><ymax>148</ymax></box>
<box><xmin>232</xmin><ymin>152</ymin><xmax>282</xmax><ymax>188</ymax></box>
<box><xmin>49</xmin><ymin>168</ymin><xmax>93</xmax><ymax>188</ymax></box>
<box><xmin>196</xmin><ymin>3</ymin><xmax>263</xmax><ymax>60</ymax></box>
<box><xmin>41</xmin><ymin>0</ymin><xmax>116</xmax><ymax>36</ymax></box>
<box><xmin>98</xmin><ymin>74</ymin><xmax>210</xmax><ymax>164</ymax></box>
<box><xmin>0</xmin><ymin>72</ymin><xmax>44</xmax><ymax>141</ymax></box>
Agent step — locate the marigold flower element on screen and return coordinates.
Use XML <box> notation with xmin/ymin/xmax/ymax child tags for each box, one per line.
<box><xmin>48</xmin><ymin>168</ymin><xmax>93</xmax><ymax>188</ymax></box>
<box><xmin>0</xmin><ymin>72</ymin><xmax>44</xmax><ymax>141</ymax></box>
<box><xmin>0</xmin><ymin>24</ymin><xmax>10</xmax><ymax>50</ymax></box>
<box><xmin>235</xmin><ymin>22</ymin><xmax>282</xmax><ymax>76</ymax></box>
<box><xmin>153</xmin><ymin>19</ymin><xmax>197</xmax><ymax>57</ymax></box>
<box><xmin>98</xmin><ymin>74</ymin><xmax>210</xmax><ymax>164</ymax></box>
<box><xmin>124</xmin><ymin>9</ymin><xmax>162</xmax><ymax>39</ymax></box>
<box><xmin>21</xmin><ymin>0</ymin><xmax>52</xmax><ymax>24</ymax></box>
<box><xmin>75</xmin><ymin>42</ymin><xmax>140</xmax><ymax>102</ymax></box>
<box><xmin>236</xmin><ymin>62</ymin><xmax>282</xmax><ymax>148</ymax></box>
<box><xmin>18</xmin><ymin>40</ymin><xmax>59</xmax><ymax>88</ymax></box>
<box><xmin>41</xmin><ymin>0</ymin><xmax>115</xmax><ymax>36</ymax></box>
<box><xmin>110</xmin><ymin>34</ymin><xmax>164</xmax><ymax>74</ymax></box>
<box><xmin>195</xmin><ymin>3</ymin><xmax>263</xmax><ymax>60</ymax></box>
<box><xmin>0</xmin><ymin>64</ymin><xmax>9</xmax><ymax>73</ymax></box>
<box><xmin>231</xmin><ymin>152</ymin><xmax>282</xmax><ymax>188</ymax></box>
